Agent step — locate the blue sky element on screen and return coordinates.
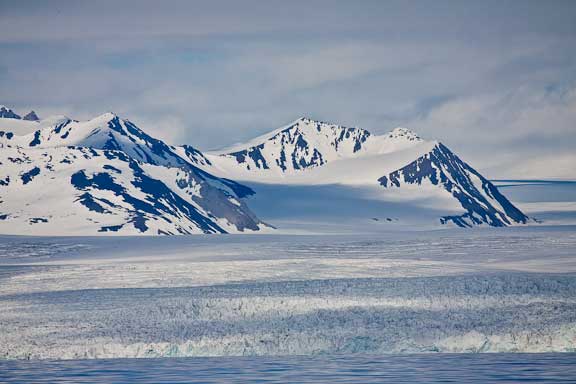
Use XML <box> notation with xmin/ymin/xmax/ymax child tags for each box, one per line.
<box><xmin>1</xmin><ymin>0</ymin><xmax>575</xmax><ymax>178</ymax></box>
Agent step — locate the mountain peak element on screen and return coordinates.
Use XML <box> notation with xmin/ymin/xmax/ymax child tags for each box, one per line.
<box><xmin>386</xmin><ymin>127</ymin><xmax>422</xmax><ymax>142</ymax></box>
<box><xmin>23</xmin><ymin>110</ymin><xmax>40</xmax><ymax>121</ymax></box>
<box><xmin>0</xmin><ymin>105</ymin><xmax>21</xmax><ymax>120</ymax></box>
<box><xmin>93</xmin><ymin>111</ymin><xmax>120</xmax><ymax>122</ymax></box>
<box><xmin>281</xmin><ymin>117</ymin><xmax>321</xmax><ymax>132</ymax></box>
<box><xmin>291</xmin><ymin>116</ymin><xmax>344</xmax><ymax>128</ymax></box>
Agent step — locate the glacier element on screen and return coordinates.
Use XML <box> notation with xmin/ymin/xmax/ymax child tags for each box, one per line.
<box><xmin>1</xmin><ymin>225</ymin><xmax>575</xmax><ymax>359</ymax></box>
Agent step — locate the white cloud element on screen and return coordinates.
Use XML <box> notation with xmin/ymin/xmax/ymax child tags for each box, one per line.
<box><xmin>407</xmin><ymin>85</ymin><xmax>576</xmax><ymax>179</ymax></box>
<box><xmin>1</xmin><ymin>1</ymin><xmax>575</xmax><ymax>179</ymax></box>
<box><xmin>492</xmin><ymin>153</ymin><xmax>576</xmax><ymax>180</ymax></box>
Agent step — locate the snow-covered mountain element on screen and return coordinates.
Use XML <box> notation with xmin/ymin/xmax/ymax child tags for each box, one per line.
<box><xmin>210</xmin><ymin>117</ymin><xmax>424</xmax><ymax>174</ymax></box>
<box><xmin>0</xmin><ymin>105</ymin><xmax>40</xmax><ymax>121</ymax></box>
<box><xmin>377</xmin><ymin>142</ymin><xmax>527</xmax><ymax>227</ymax></box>
<box><xmin>211</xmin><ymin>117</ymin><xmax>372</xmax><ymax>172</ymax></box>
<box><xmin>0</xmin><ymin>109</ymin><xmax>267</xmax><ymax>235</ymax></box>
<box><xmin>4</xmin><ymin>113</ymin><xmax>187</xmax><ymax>166</ymax></box>
<box><xmin>0</xmin><ymin>109</ymin><xmax>529</xmax><ymax>234</ymax></box>
<box><xmin>202</xmin><ymin>117</ymin><xmax>528</xmax><ymax>228</ymax></box>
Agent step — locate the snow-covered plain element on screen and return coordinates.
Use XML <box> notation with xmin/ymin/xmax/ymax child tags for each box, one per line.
<box><xmin>1</xmin><ymin>223</ymin><xmax>575</xmax><ymax>359</ymax></box>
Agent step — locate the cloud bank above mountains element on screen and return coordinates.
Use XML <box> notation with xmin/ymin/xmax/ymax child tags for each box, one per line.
<box><xmin>1</xmin><ymin>0</ymin><xmax>575</xmax><ymax>179</ymax></box>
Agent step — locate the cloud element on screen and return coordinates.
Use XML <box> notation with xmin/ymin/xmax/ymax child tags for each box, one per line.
<box><xmin>1</xmin><ymin>0</ymin><xmax>575</xmax><ymax>178</ymax></box>
<box><xmin>413</xmin><ymin>85</ymin><xmax>576</xmax><ymax>145</ymax></box>
<box><xmin>495</xmin><ymin>153</ymin><xmax>576</xmax><ymax>180</ymax></box>
<box><xmin>407</xmin><ymin>85</ymin><xmax>576</xmax><ymax>179</ymax></box>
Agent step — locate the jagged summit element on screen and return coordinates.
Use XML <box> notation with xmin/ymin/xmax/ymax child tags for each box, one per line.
<box><xmin>386</xmin><ymin>127</ymin><xmax>422</xmax><ymax>141</ymax></box>
<box><xmin>0</xmin><ymin>105</ymin><xmax>21</xmax><ymax>119</ymax></box>
<box><xmin>293</xmin><ymin>116</ymin><xmax>316</xmax><ymax>124</ymax></box>
<box><xmin>209</xmin><ymin>118</ymin><xmax>429</xmax><ymax>175</ymax></box>
<box><xmin>94</xmin><ymin>111</ymin><xmax>118</xmax><ymax>120</ymax></box>
<box><xmin>209</xmin><ymin>117</ymin><xmax>372</xmax><ymax>173</ymax></box>
<box><xmin>2</xmin><ymin>112</ymin><xmax>188</xmax><ymax>167</ymax></box>
<box><xmin>22</xmin><ymin>110</ymin><xmax>40</xmax><ymax>121</ymax></box>
<box><xmin>291</xmin><ymin>116</ymin><xmax>347</xmax><ymax>127</ymax></box>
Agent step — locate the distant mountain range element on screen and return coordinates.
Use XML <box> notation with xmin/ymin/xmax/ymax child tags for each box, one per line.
<box><xmin>0</xmin><ymin>105</ymin><xmax>39</xmax><ymax>121</ymax></box>
<box><xmin>0</xmin><ymin>106</ymin><xmax>528</xmax><ymax>235</ymax></box>
<box><xmin>201</xmin><ymin>117</ymin><xmax>528</xmax><ymax>228</ymax></box>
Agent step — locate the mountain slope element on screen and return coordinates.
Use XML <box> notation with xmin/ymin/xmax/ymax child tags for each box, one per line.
<box><xmin>0</xmin><ymin>105</ymin><xmax>21</xmax><ymax>119</ymax></box>
<box><xmin>378</xmin><ymin>143</ymin><xmax>528</xmax><ymax>227</ymax></box>
<box><xmin>0</xmin><ymin>111</ymin><xmax>266</xmax><ymax>235</ymax></box>
<box><xmin>201</xmin><ymin>118</ymin><xmax>528</xmax><ymax>228</ymax></box>
<box><xmin>22</xmin><ymin>110</ymin><xmax>40</xmax><ymax>121</ymax></box>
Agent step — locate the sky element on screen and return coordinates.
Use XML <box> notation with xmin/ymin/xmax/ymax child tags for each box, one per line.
<box><xmin>1</xmin><ymin>0</ymin><xmax>575</xmax><ymax>179</ymax></box>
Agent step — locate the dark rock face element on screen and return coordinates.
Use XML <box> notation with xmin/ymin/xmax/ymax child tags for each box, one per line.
<box><xmin>225</xmin><ymin>118</ymin><xmax>372</xmax><ymax>172</ymax></box>
<box><xmin>29</xmin><ymin>217</ymin><xmax>48</xmax><ymax>223</ymax></box>
<box><xmin>179</xmin><ymin>144</ymin><xmax>212</xmax><ymax>166</ymax></box>
<box><xmin>29</xmin><ymin>131</ymin><xmax>42</xmax><ymax>146</ymax></box>
<box><xmin>230</xmin><ymin>143</ymin><xmax>270</xmax><ymax>170</ymax></box>
<box><xmin>21</xmin><ymin>167</ymin><xmax>41</xmax><ymax>184</ymax></box>
<box><xmin>379</xmin><ymin>143</ymin><xmax>528</xmax><ymax>227</ymax></box>
<box><xmin>0</xmin><ymin>106</ymin><xmax>21</xmax><ymax>120</ymax></box>
<box><xmin>70</xmin><ymin>160</ymin><xmax>228</xmax><ymax>235</ymax></box>
<box><xmin>23</xmin><ymin>111</ymin><xmax>40</xmax><ymax>121</ymax></box>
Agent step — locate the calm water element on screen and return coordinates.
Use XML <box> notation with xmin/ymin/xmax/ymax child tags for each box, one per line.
<box><xmin>1</xmin><ymin>353</ymin><xmax>575</xmax><ymax>383</ymax></box>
